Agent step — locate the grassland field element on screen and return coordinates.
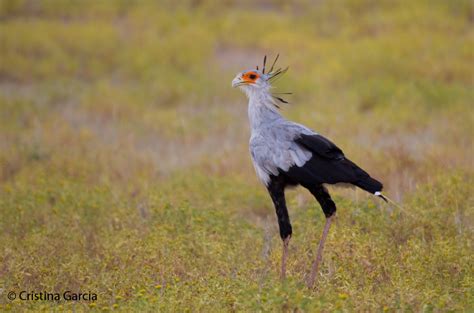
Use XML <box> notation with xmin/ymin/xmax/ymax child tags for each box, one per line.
<box><xmin>0</xmin><ymin>0</ymin><xmax>473</xmax><ymax>311</ymax></box>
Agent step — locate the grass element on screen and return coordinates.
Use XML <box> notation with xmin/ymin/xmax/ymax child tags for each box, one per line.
<box><xmin>0</xmin><ymin>0</ymin><xmax>473</xmax><ymax>311</ymax></box>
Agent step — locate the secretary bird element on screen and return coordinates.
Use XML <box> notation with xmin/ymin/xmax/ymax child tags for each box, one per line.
<box><xmin>232</xmin><ymin>55</ymin><xmax>388</xmax><ymax>288</ymax></box>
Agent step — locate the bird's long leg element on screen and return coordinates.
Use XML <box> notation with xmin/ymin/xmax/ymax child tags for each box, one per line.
<box><xmin>305</xmin><ymin>185</ymin><xmax>337</xmax><ymax>288</ymax></box>
<box><xmin>267</xmin><ymin>177</ymin><xmax>292</xmax><ymax>280</ymax></box>
<box><xmin>281</xmin><ymin>236</ymin><xmax>290</xmax><ymax>280</ymax></box>
<box><xmin>307</xmin><ymin>215</ymin><xmax>333</xmax><ymax>288</ymax></box>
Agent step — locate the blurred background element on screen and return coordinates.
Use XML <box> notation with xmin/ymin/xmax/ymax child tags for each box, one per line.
<box><xmin>0</xmin><ymin>0</ymin><xmax>472</xmax><ymax>311</ymax></box>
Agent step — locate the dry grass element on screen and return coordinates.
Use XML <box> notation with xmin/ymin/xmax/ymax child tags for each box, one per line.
<box><xmin>0</xmin><ymin>0</ymin><xmax>473</xmax><ymax>311</ymax></box>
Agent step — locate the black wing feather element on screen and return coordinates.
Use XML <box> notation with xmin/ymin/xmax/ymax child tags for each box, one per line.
<box><xmin>295</xmin><ymin>134</ymin><xmax>345</xmax><ymax>160</ymax></box>
<box><xmin>284</xmin><ymin>134</ymin><xmax>383</xmax><ymax>194</ymax></box>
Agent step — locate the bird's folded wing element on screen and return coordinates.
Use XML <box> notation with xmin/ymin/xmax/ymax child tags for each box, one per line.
<box><xmin>294</xmin><ymin>134</ymin><xmax>345</xmax><ymax>161</ymax></box>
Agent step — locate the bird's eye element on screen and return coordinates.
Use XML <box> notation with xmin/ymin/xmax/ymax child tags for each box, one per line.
<box><xmin>242</xmin><ymin>72</ymin><xmax>259</xmax><ymax>84</ymax></box>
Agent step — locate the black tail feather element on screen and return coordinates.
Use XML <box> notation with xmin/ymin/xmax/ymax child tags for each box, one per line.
<box><xmin>339</xmin><ymin>158</ymin><xmax>382</xmax><ymax>194</ymax></box>
<box><xmin>375</xmin><ymin>192</ymin><xmax>388</xmax><ymax>202</ymax></box>
<box><xmin>353</xmin><ymin>173</ymin><xmax>383</xmax><ymax>194</ymax></box>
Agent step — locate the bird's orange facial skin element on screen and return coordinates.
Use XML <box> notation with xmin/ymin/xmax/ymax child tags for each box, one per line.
<box><xmin>241</xmin><ymin>71</ymin><xmax>260</xmax><ymax>84</ymax></box>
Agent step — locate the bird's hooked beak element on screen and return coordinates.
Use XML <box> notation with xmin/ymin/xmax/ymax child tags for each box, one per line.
<box><xmin>232</xmin><ymin>75</ymin><xmax>244</xmax><ymax>88</ymax></box>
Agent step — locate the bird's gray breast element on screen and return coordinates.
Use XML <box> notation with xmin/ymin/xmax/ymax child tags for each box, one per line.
<box><xmin>249</xmin><ymin>122</ymin><xmax>313</xmax><ymax>185</ymax></box>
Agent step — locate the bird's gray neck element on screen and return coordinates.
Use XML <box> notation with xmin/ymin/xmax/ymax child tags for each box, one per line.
<box><xmin>247</xmin><ymin>91</ymin><xmax>283</xmax><ymax>131</ymax></box>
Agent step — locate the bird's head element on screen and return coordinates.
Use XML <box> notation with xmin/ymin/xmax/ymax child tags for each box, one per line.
<box><xmin>232</xmin><ymin>55</ymin><xmax>290</xmax><ymax>105</ymax></box>
<box><xmin>231</xmin><ymin>69</ymin><xmax>266</xmax><ymax>89</ymax></box>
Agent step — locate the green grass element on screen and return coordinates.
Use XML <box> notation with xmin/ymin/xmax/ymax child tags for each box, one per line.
<box><xmin>0</xmin><ymin>0</ymin><xmax>473</xmax><ymax>311</ymax></box>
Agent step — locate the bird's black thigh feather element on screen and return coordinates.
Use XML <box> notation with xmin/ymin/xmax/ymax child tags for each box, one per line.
<box><xmin>305</xmin><ymin>184</ymin><xmax>336</xmax><ymax>218</ymax></box>
<box><xmin>267</xmin><ymin>175</ymin><xmax>292</xmax><ymax>240</ymax></box>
